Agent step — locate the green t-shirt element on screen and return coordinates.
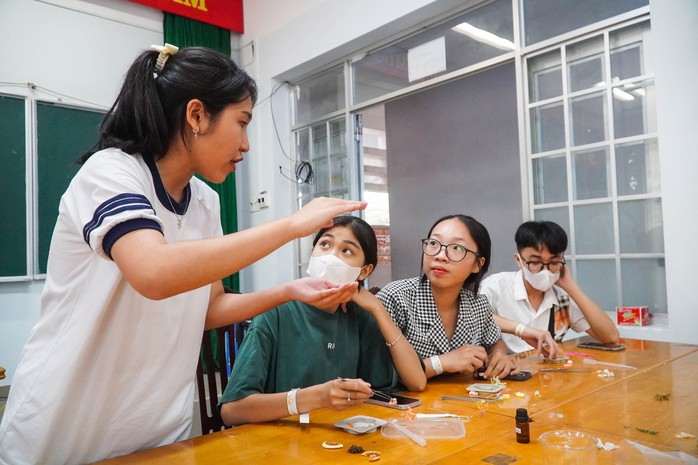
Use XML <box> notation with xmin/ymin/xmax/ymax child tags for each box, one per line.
<box><xmin>219</xmin><ymin>301</ymin><xmax>399</xmax><ymax>405</ymax></box>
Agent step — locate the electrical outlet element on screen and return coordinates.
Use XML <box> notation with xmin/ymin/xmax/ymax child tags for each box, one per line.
<box><xmin>250</xmin><ymin>190</ymin><xmax>270</xmax><ymax>212</ymax></box>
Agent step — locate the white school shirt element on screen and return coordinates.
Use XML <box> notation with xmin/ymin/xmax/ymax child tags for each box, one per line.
<box><xmin>0</xmin><ymin>148</ymin><xmax>222</xmax><ymax>465</ymax></box>
<box><xmin>479</xmin><ymin>271</ymin><xmax>590</xmax><ymax>353</ymax></box>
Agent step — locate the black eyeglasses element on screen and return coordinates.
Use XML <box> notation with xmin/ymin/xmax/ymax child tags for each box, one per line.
<box><xmin>422</xmin><ymin>238</ymin><xmax>478</xmax><ymax>262</ymax></box>
<box><xmin>518</xmin><ymin>254</ymin><xmax>566</xmax><ymax>273</ymax></box>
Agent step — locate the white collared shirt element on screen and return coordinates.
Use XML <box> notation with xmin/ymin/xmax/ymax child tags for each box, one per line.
<box><xmin>480</xmin><ymin>271</ymin><xmax>590</xmax><ymax>353</ymax></box>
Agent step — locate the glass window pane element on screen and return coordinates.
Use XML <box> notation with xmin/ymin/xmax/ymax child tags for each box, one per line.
<box><xmin>312</xmin><ymin>124</ymin><xmax>327</xmax><ymax>159</ymax></box>
<box><xmin>330</xmin><ymin>155</ymin><xmax>347</xmax><ymax>195</ymax></box>
<box><xmin>618</xmin><ymin>198</ymin><xmax>664</xmax><ymax>253</ymax></box>
<box><xmin>612</xmin><ymin>79</ymin><xmax>656</xmax><ymax>138</ymax></box>
<box><xmin>353</xmin><ymin>0</ymin><xmax>513</xmax><ymax>104</ymax></box>
<box><xmin>610</xmin><ymin>21</ymin><xmax>652</xmax><ymax>80</ymax></box>
<box><xmin>298</xmin><ymin>182</ymin><xmax>313</xmax><ymax>209</ymax></box>
<box><xmin>615</xmin><ymin>139</ymin><xmax>660</xmax><ymax>196</ymax></box>
<box><xmin>567</xmin><ymin>37</ymin><xmax>605</xmax><ymax>92</ymax></box>
<box><xmin>296</xmin><ymin>128</ymin><xmax>310</xmax><ymax>161</ymax></box>
<box><xmin>533</xmin><ymin>154</ymin><xmax>567</xmax><ymax>204</ymax></box>
<box><xmin>294</xmin><ymin>129</ymin><xmax>313</xmax><ymax>207</ymax></box>
<box><xmin>572</xmin><ymin>147</ymin><xmax>610</xmax><ymax>200</ymax></box>
<box><xmin>528</xmin><ymin>51</ymin><xmax>562</xmax><ymax>102</ymax></box>
<box><xmin>534</xmin><ymin>207</ymin><xmax>569</xmax><ymax>233</ymax></box>
<box><xmin>293</xmin><ymin>66</ymin><xmax>345</xmax><ymax>125</ymax></box>
<box><xmin>530</xmin><ymin>103</ymin><xmax>565</xmax><ymax>153</ymax></box>
<box><xmin>577</xmin><ymin>259</ymin><xmax>618</xmax><ymax>311</ymax></box>
<box><xmin>570</xmin><ymin>93</ymin><xmax>606</xmax><ymax>146</ymax></box>
<box><xmin>621</xmin><ymin>258</ymin><xmax>667</xmax><ymax>313</ymax></box>
<box><xmin>522</xmin><ymin>0</ymin><xmax>649</xmax><ymax>46</ymax></box>
<box><xmin>313</xmin><ymin>158</ymin><xmax>329</xmax><ymax>195</ymax></box>
<box><xmin>329</xmin><ymin>119</ymin><xmax>346</xmax><ymax>155</ymax></box>
<box><xmin>574</xmin><ymin>203</ymin><xmax>614</xmax><ymax>254</ymax></box>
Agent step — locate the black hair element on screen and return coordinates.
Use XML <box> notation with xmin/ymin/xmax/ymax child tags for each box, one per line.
<box><xmin>515</xmin><ymin>221</ymin><xmax>568</xmax><ymax>256</ymax></box>
<box><xmin>421</xmin><ymin>214</ymin><xmax>491</xmax><ymax>294</ymax></box>
<box><xmin>312</xmin><ymin>215</ymin><xmax>377</xmax><ymax>286</ymax></box>
<box><xmin>80</xmin><ymin>46</ymin><xmax>257</xmax><ymax>163</ymax></box>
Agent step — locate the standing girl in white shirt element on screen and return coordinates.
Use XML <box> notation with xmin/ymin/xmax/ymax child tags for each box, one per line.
<box><xmin>0</xmin><ymin>44</ymin><xmax>364</xmax><ymax>465</ymax></box>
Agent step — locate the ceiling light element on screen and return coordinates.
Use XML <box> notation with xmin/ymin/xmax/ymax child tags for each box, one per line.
<box><xmin>452</xmin><ymin>22</ymin><xmax>515</xmax><ymax>51</ymax></box>
<box><xmin>612</xmin><ymin>87</ymin><xmax>635</xmax><ymax>102</ymax></box>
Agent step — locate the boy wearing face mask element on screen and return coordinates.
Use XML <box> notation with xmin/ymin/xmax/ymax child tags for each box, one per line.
<box><xmin>480</xmin><ymin>221</ymin><xmax>619</xmax><ymax>354</ymax></box>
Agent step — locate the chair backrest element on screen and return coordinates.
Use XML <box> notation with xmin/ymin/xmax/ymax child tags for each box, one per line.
<box><xmin>196</xmin><ymin>324</ymin><xmax>236</xmax><ymax>434</ymax></box>
<box><xmin>195</xmin><ymin>287</ymin><xmax>250</xmax><ymax>434</ymax></box>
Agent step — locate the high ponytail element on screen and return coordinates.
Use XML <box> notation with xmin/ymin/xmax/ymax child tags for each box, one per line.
<box><xmin>80</xmin><ymin>46</ymin><xmax>257</xmax><ymax>163</ymax></box>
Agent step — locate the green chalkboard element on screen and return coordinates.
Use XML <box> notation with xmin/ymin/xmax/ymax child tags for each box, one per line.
<box><xmin>37</xmin><ymin>102</ymin><xmax>104</xmax><ymax>274</ymax></box>
<box><xmin>0</xmin><ymin>95</ymin><xmax>28</xmax><ymax>277</ymax></box>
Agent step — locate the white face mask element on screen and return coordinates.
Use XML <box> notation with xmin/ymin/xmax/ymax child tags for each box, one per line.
<box><xmin>520</xmin><ymin>260</ymin><xmax>560</xmax><ymax>292</ymax></box>
<box><xmin>306</xmin><ymin>254</ymin><xmax>363</xmax><ymax>284</ymax></box>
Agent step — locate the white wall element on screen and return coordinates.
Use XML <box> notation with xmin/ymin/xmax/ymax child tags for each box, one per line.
<box><xmin>0</xmin><ymin>0</ymin><xmax>162</xmax><ymax>386</ymax></box>
<box><xmin>647</xmin><ymin>0</ymin><xmax>698</xmax><ymax>344</ymax></box>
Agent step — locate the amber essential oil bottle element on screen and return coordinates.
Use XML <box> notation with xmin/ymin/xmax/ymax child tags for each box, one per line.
<box><xmin>515</xmin><ymin>408</ymin><xmax>530</xmax><ymax>443</ymax></box>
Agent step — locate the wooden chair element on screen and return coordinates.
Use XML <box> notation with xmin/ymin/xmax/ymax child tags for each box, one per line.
<box><xmin>195</xmin><ymin>287</ymin><xmax>250</xmax><ymax>434</ymax></box>
<box><xmin>196</xmin><ymin>324</ymin><xmax>237</xmax><ymax>434</ymax></box>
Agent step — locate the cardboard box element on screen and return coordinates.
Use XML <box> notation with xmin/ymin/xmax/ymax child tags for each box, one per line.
<box><xmin>616</xmin><ymin>306</ymin><xmax>650</xmax><ymax>326</ymax></box>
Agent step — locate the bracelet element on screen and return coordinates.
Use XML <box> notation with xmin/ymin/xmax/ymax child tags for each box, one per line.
<box><xmin>386</xmin><ymin>333</ymin><xmax>402</xmax><ymax>347</ymax></box>
<box><xmin>430</xmin><ymin>355</ymin><xmax>444</xmax><ymax>375</ymax></box>
<box><xmin>287</xmin><ymin>388</ymin><xmax>299</xmax><ymax>416</ymax></box>
<box><xmin>515</xmin><ymin>323</ymin><xmax>526</xmax><ymax>339</ymax></box>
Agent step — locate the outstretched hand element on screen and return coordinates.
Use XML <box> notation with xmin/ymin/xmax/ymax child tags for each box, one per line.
<box><xmin>288</xmin><ymin>197</ymin><xmax>367</xmax><ymax>237</ymax></box>
<box><xmin>286</xmin><ymin>277</ymin><xmax>359</xmax><ymax>309</ymax></box>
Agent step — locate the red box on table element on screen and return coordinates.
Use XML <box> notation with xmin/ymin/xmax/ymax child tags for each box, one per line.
<box><xmin>616</xmin><ymin>306</ymin><xmax>650</xmax><ymax>326</ymax></box>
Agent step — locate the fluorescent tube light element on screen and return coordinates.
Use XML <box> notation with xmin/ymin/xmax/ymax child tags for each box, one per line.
<box><xmin>452</xmin><ymin>22</ymin><xmax>515</xmax><ymax>51</ymax></box>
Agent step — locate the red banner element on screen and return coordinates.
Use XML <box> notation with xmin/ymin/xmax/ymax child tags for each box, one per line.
<box><xmin>130</xmin><ymin>0</ymin><xmax>244</xmax><ymax>33</ymax></box>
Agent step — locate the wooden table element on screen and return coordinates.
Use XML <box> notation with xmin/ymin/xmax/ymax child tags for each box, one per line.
<box><xmin>94</xmin><ymin>338</ymin><xmax>698</xmax><ymax>464</ymax></box>
<box><xmin>430</xmin><ymin>420</ymin><xmax>696</xmax><ymax>465</ymax></box>
<box><xmin>541</xmin><ymin>350</ymin><xmax>698</xmax><ymax>455</ymax></box>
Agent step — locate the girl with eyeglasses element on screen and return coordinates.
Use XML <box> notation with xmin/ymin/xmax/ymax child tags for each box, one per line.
<box><xmin>376</xmin><ymin>214</ymin><xmax>518</xmax><ymax>380</ymax></box>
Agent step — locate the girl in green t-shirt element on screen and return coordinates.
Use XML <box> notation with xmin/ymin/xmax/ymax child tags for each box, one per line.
<box><xmin>220</xmin><ymin>216</ymin><xmax>426</xmax><ymax>425</ymax></box>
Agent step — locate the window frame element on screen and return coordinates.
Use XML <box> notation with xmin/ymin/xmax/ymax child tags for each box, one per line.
<box><xmin>523</xmin><ymin>14</ymin><xmax>665</xmax><ymax>312</ymax></box>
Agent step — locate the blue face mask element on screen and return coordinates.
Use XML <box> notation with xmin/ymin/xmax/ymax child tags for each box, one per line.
<box><xmin>306</xmin><ymin>254</ymin><xmax>363</xmax><ymax>283</ymax></box>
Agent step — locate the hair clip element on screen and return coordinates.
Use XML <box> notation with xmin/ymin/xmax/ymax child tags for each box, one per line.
<box><xmin>151</xmin><ymin>43</ymin><xmax>179</xmax><ymax>77</ymax></box>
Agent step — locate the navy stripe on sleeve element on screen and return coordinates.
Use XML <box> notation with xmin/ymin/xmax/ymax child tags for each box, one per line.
<box><xmin>103</xmin><ymin>218</ymin><xmax>163</xmax><ymax>259</ymax></box>
<box><xmin>83</xmin><ymin>193</ymin><xmax>156</xmax><ymax>245</ymax></box>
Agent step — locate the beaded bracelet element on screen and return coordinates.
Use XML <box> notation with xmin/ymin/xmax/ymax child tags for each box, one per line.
<box><xmin>385</xmin><ymin>333</ymin><xmax>403</xmax><ymax>347</ymax></box>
